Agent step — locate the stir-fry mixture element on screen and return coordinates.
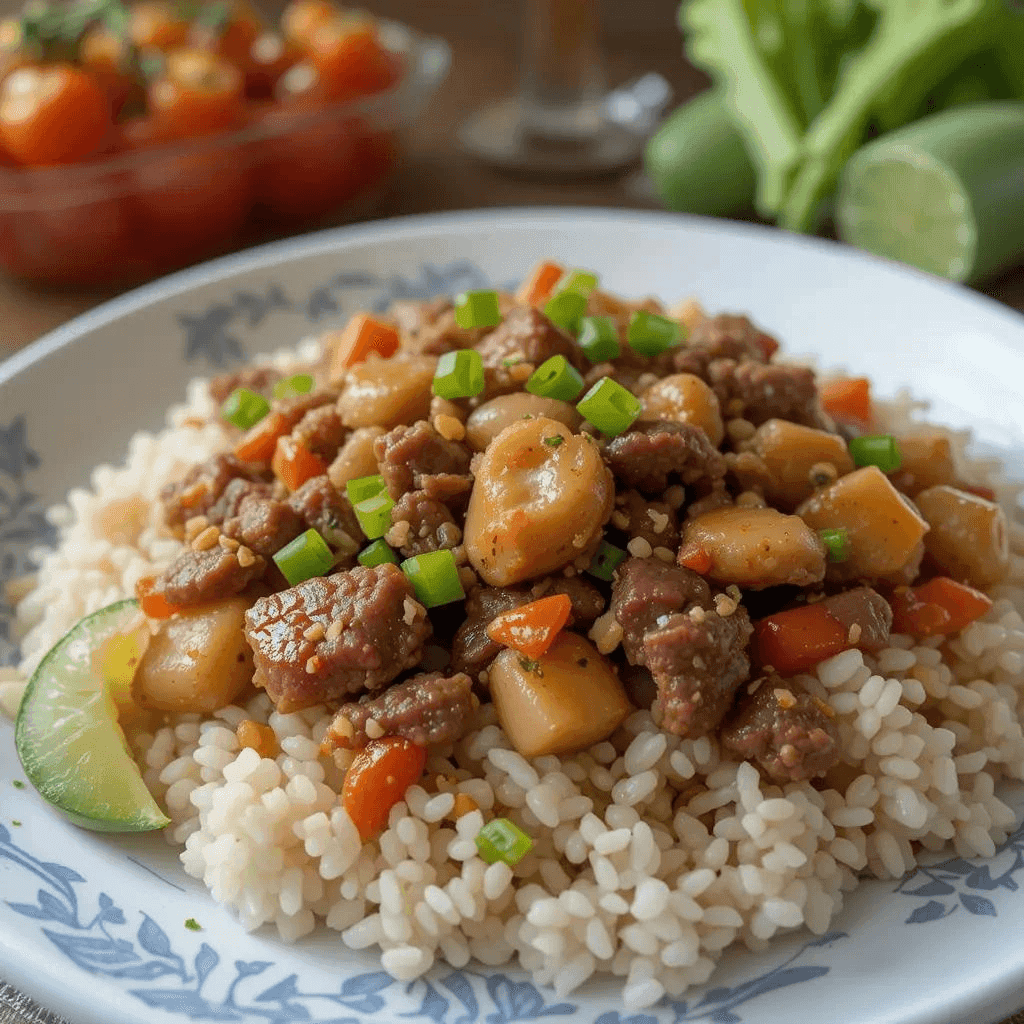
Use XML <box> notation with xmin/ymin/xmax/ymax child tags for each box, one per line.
<box><xmin>125</xmin><ymin>263</ymin><xmax>1007</xmax><ymax>828</ymax></box>
<box><xmin>10</xmin><ymin>260</ymin><xmax>1022</xmax><ymax>1005</ymax></box>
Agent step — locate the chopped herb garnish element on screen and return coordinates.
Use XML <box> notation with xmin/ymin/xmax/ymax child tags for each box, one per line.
<box><xmin>11</xmin><ymin>820</ymin><xmax>21</xmax><ymax>827</ymax></box>
<box><xmin>184</xmin><ymin>918</ymin><xmax>202</xmax><ymax>931</ymax></box>
<box><xmin>543</xmin><ymin>434</ymin><xmax>564</xmax><ymax>447</ymax></box>
<box><xmin>12</xmin><ymin>780</ymin><xmax>24</xmax><ymax>789</ymax></box>
<box><xmin>519</xmin><ymin>656</ymin><xmax>543</xmax><ymax>675</ymax></box>
<box><xmin>502</xmin><ymin>355</ymin><xmax>525</xmax><ymax>367</ymax></box>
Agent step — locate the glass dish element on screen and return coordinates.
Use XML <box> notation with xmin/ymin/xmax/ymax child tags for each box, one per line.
<box><xmin>0</xmin><ymin>19</ymin><xmax>450</xmax><ymax>288</ymax></box>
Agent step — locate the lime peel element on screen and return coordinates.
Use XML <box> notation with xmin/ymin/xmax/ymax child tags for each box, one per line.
<box><xmin>15</xmin><ymin>598</ymin><xmax>169</xmax><ymax>833</ymax></box>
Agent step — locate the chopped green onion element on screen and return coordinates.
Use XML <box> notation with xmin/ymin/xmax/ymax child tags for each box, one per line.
<box><xmin>184</xmin><ymin>918</ymin><xmax>202</xmax><ymax>932</ymax></box>
<box><xmin>543</xmin><ymin>434</ymin><xmax>565</xmax><ymax>447</ymax></box>
<box><xmin>848</xmin><ymin>434</ymin><xmax>902</xmax><ymax>473</ymax></box>
<box><xmin>273</xmin><ymin>373</ymin><xmax>314</xmax><ymax>400</ymax></box>
<box><xmin>433</xmin><ymin>349</ymin><xmax>484</xmax><ymax>399</ymax></box>
<box><xmin>401</xmin><ymin>549</ymin><xmax>465</xmax><ymax>608</ymax></box>
<box><xmin>576</xmin><ymin>377</ymin><xmax>642</xmax><ymax>436</ymax></box>
<box><xmin>558</xmin><ymin>269</ymin><xmax>599</xmax><ymax>297</ymax></box>
<box><xmin>543</xmin><ymin>289</ymin><xmax>588</xmax><ymax>333</ymax></box>
<box><xmin>358</xmin><ymin>539</ymin><xmax>400</xmax><ymax>567</ymax></box>
<box><xmin>353</xmin><ymin>493</ymin><xmax>395</xmax><ymax>540</ymax></box>
<box><xmin>819</xmin><ymin>528</ymin><xmax>851</xmax><ymax>563</ymax></box>
<box><xmin>577</xmin><ymin>316</ymin><xmax>620</xmax><ymax>363</ymax></box>
<box><xmin>525</xmin><ymin>355</ymin><xmax>585</xmax><ymax>402</ymax></box>
<box><xmin>475</xmin><ymin>817</ymin><xmax>533</xmax><ymax>866</ymax></box>
<box><xmin>345</xmin><ymin>474</ymin><xmax>386</xmax><ymax>506</ymax></box>
<box><xmin>455</xmin><ymin>290</ymin><xmax>502</xmax><ymax>329</ymax></box>
<box><xmin>273</xmin><ymin>528</ymin><xmax>334</xmax><ymax>586</ymax></box>
<box><xmin>627</xmin><ymin>310</ymin><xmax>682</xmax><ymax>356</ymax></box>
<box><xmin>221</xmin><ymin>387</ymin><xmax>270</xmax><ymax>429</ymax></box>
<box><xmin>587</xmin><ymin>539</ymin><xmax>628</xmax><ymax>581</ymax></box>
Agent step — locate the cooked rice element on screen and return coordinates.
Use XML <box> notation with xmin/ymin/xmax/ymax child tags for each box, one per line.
<box><xmin>6</xmin><ymin>347</ymin><xmax>1024</xmax><ymax>1009</ymax></box>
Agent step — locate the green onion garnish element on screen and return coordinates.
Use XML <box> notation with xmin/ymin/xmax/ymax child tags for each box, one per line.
<box><xmin>184</xmin><ymin>918</ymin><xmax>202</xmax><ymax>932</ymax></box>
<box><xmin>543</xmin><ymin>434</ymin><xmax>564</xmax><ymax>447</ymax></box>
<box><xmin>543</xmin><ymin>290</ymin><xmax>588</xmax><ymax>333</ymax></box>
<box><xmin>626</xmin><ymin>310</ymin><xmax>682</xmax><ymax>356</ymax></box>
<box><xmin>273</xmin><ymin>373</ymin><xmax>314</xmax><ymax>400</ymax></box>
<box><xmin>848</xmin><ymin>434</ymin><xmax>902</xmax><ymax>473</ymax></box>
<box><xmin>273</xmin><ymin>528</ymin><xmax>334</xmax><ymax>586</ymax></box>
<box><xmin>819</xmin><ymin>528</ymin><xmax>851</xmax><ymax>563</ymax></box>
<box><xmin>433</xmin><ymin>349</ymin><xmax>484</xmax><ymax>399</ymax></box>
<box><xmin>345</xmin><ymin>474</ymin><xmax>386</xmax><ymax>506</ymax></box>
<box><xmin>558</xmin><ymin>269</ymin><xmax>599</xmax><ymax>297</ymax></box>
<box><xmin>353</xmin><ymin>492</ymin><xmax>395</xmax><ymax>540</ymax></box>
<box><xmin>455</xmin><ymin>290</ymin><xmax>502</xmax><ymax>329</ymax></box>
<box><xmin>587</xmin><ymin>539</ymin><xmax>628</xmax><ymax>581</ymax></box>
<box><xmin>577</xmin><ymin>316</ymin><xmax>620</xmax><ymax>363</ymax></box>
<box><xmin>221</xmin><ymin>387</ymin><xmax>270</xmax><ymax>429</ymax></box>
<box><xmin>401</xmin><ymin>549</ymin><xmax>465</xmax><ymax>608</ymax></box>
<box><xmin>475</xmin><ymin>817</ymin><xmax>533</xmax><ymax>866</ymax></box>
<box><xmin>576</xmin><ymin>377</ymin><xmax>641</xmax><ymax>436</ymax></box>
<box><xmin>525</xmin><ymin>355</ymin><xmax>585</xmax><ymax>402</ymax></box>
<box><xmin>358</xmin><ymin>539</ymin><xmax>400</xmax><ymax>567</ymax></box>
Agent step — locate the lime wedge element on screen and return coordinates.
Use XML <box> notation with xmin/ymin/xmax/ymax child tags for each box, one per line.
<box><xmin>836</xmin><ymin>102</ymin><xmax>1024</xmax><ymax>284</ymax></box>
<box><xmin>15</xmin><ymin>599</ymin><xmax>169</xmax><ymax>832</ymax></box>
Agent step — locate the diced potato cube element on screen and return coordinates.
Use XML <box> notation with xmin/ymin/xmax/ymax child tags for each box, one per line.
<box><xmin>915</xmin><ymin>485</ymin><xmax>1009</xmax><ymax>587</ymax></box>
<box><xmin>750</xmin><ymin>418</ymin><xmax>855</xmax><ymax>509</ymax></box>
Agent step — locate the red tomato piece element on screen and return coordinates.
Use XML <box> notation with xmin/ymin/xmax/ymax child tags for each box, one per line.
<box><xmin>148</xmin><ymin>48</ymin><xmax>245</xmax><ymax>138</ymax></box>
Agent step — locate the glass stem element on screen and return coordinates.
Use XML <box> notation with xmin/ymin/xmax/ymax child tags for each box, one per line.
<box><xmin>519</xmin><ymin>0</ymin><xmax>607</xmax><ymax>141</ymax></box>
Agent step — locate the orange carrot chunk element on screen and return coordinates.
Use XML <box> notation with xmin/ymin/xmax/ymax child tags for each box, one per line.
<box><xmin>486</xmin><ymin>593</ymin><xmax>573</xmax><ymax>659</ymax></box>
<box><xmin>342</xmin><ymin>737</ymin><xmax>427</xmax><ymax>840</ymax></box>
<box><xmin>516</xmin><ymin>260</ymin><xmax>564</xmax><ymax>307</ymax></box>
<box><xmin>328</xmin><ymin>313</ymin><xmax>400</xmax><ymax>373</ymax></box>
<box><xmin>820</xmin><ymin>377</ymin><xmax>871</xmax><ymax>427</ymax></box>
<box><xmin>234</xmin><ymin>408</ymin><xmax>290</xmax><ymax>463</ymax></box>
<box><xmin>890</xmin><ymin>576</ymin><xmax>993</xmax><ymax>638</ymax></box>
<box><xmin>678</xmin><ymin>543</ymin><xmax>713</xmax><ymax>576</ymax></box>
<box><xmin>754</xmin><ymin>603</ymin><xmax>851</xmax><ymax>676</ymax></box>
<box><xmin>135</xmin><ymin>575</ymin><xmax>181</xmax><ymax>620</ymax></box>
<box><xmin>272</xmin><ymin>435</ymin><xmax>328</xmax><ymax>492</ymax></box>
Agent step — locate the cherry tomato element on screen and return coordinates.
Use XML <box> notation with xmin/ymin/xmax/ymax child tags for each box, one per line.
<box><xmin>129</xmin><ymin>1</ymin><xmax>190</xmax><ymax>50</ymax></box>
<box><xmin>245</xmin><ymin>32</ymin><xmax>301</xmax><ymax>100</ymax></box>
<box><xmin>148</xmin><ymin>48</ymin><xmax>244</xmax><ymax>137</ymax></box>
<box><xmin>280</xmin><ymin>0</ymin><xmax>337</xmax><ymax>47</ymax></box>
<box><xmin>0</xmin><ymin>18</ymin><xmax>30</xmax><ymax>83</ymax></box>
<box><xmin>122</xmin><ymin>115</ymin><xmax>252</xmax><ymax>271</ymax></box>
<box><xmin>0</xmin><ymin>64</ymin><xmax>112</xmax><ymax>165</ymax></box>
<box><xmin>305</xmin><ymin>18</ymin><xmax>398</xmax><ymax>102</ymax></box>
<box><xmin>80</xmin><ymin>26</ymin><xmax>142</xmax><ymax>119</ymax></box>
<box><xmin>189</xmin><ymin>0</ymin><xmax>266</xmax><ymax>71</ymax></box>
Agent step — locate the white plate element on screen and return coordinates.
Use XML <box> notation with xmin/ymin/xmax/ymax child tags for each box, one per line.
<box><xmin>2</xmin><ymin>209</ymin><xmax>1024</xmax><ymax>1024</ymax></box>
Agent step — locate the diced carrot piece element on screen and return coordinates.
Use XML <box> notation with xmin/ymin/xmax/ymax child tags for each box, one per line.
<box><xmin>890</xmin><ymin>576</ymin><xmax>992</xmax><ymax>638</ymax></box>
<box><xmin>516</xmin><ymin>260</ymin><xmax>564</xmax><ymax>307</ymax></box>
<box><xmin>754</xmin><ymin>603</ymin><xmax>850</xmax><ymax>676</ymax></box>
<box><xmin>820</xmin><ymin>377</ymin><xmax>871</xmax><ymax>427</ymax></box>
<box><xmin>272</xmin><ymin>435</ymin><xmax>328</xmax><ymax>492</ymax></box>
<box><xmin>135</xmin><ymin>575</ymin><xmax>181</xmax><ymax>620</ymax></box>
<box><xmin>234</xmin><ymin>408</ymin><xmax>289</xmax><ymax>463</ymax></box>
<box><xmin>327</xmin><ymin>313</ymin><xmax>400</xmax><ymax>376</ymax></box>
<box><xmin>342</xmin><ymin>737</ymin><xmax>427</xmax><ymax>840</ymax></box>
<box><xmin>486</xmin><ymin>593</ymin><xmax>573</xmax><ymax>660</ymax></box>
<box><xmin>678</xmin><ymin>544</ymin><xmax>713</xmax><ymax>575</ymax></box>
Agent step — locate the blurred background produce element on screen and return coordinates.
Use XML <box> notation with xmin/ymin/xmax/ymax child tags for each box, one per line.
<box><xmin>646</xmin><ymin>0</ymin><xmax>1024</xmax><ymax>284</ymax></box>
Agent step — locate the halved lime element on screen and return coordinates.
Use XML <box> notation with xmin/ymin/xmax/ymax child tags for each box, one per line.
<box><xmin>836</xmin><ymin>102</ymin><xmax>1024</xmax><ymax>284</ymax></box>
<box><xmin>15</xmin><ymin>599</ymin><xmax>169</xmax><ymax>832</ymax></box>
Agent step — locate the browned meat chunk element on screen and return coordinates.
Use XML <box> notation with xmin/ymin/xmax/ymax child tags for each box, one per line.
<box><xmin>206</xmin><ymin>478</ymin><xmax>274</xmax><ymax>525</ymax></box>
<box><xmin>721</xmin><ymin>675</ymin><xmax>839</xmax><ymax>783</ymax></box>
<box><xmin>324</xmin><ymin>672</ymin><xmax>477</xmax><ymax>750</ymax></box>
<box><xmin>158</xmin><ymin>543</ymin><xmax>266</xmax><ymax>606</ymax></box>
<box><xmin>610</xmin><ymin>557</ymin><xmax>711</xmax><ymax>665</ymax></box>
<box><xmin>451</xmin><ymin>576</ymin><xmax>606</xmax><ymax>677</ymax></box>
<box><xmin>244</xmin><ymin>564</ymin><xmax>431</xmax><ymax>711</ymax></box>
<box><xmin>645</xmin><ymin>606</ymin><xmax>754</xmax><ymax>738</ymax></box>
<box><xmin>817</xmin><ymin>587</ymin><xmax>893</xmax><ymax>651</ymax></box>
<box><xmin>673</xmin><ymin>314</ymin><xmax>771</xmax><ymax>379</ymax></box>
<box><xmin>388</xmin><ymin>296</ymin><xmax>453</xmax><ymax>337</ymax></box>
<box><xmin>222</xmin><ymin>492</ymin><xmax>305</xmax><ymax>559</ymax></box>
<box><xmin>209</xmin><ymin>366</ymin><xmax>283</xmax><ymax>405</ymax></box>
<box><xmin>161</xmin><ymin>454</ymin><xmax>266</xmax><ymax>531</ymax></box>
<box><xmin>288</xmin><ymin>475</ymin><xmax>362</xmax><ymax>554</ymax></box>
<box><xmin>374</xmin><ymin>420</ymin><xmax>473</xmax><ymax>503</ymax></box>
<box><xmin>410</xmin><ymin>306</ymin><xmax>489</xmax><ymax>356</ymax></box>
<box><xmin>603</xmin><ymin>421</ymin><xmax>726</xmax><ymax>495</ymax></box>
<box><xmin>477</xmin><ymin>306</ymin><xmax>583</xmax><ymax>396</ymax></box>
<box><xmin>708</xmin><ymin>359</ymin><xmax>828</xmax><ymax>429</ymax></box>
<box><xmin>291</xmin><ymin>404</ymin><xmax>347</xmax><ymax>461</ymax></box>
<box><xmin>391</xmin><ymin>489</ymin><xmax>461</xmax><ymax>557</ymax></box>
<box><xmin>611</xmin><ymin>490</ymin><xmax>680</xmax><ymax>552</ymax></box>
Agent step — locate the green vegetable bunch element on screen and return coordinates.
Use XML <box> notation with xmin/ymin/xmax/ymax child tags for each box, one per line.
<box><xmin>653</xmin><ymin>0</ymin><xmax>1024</xmax><ymax>235</ymax></box>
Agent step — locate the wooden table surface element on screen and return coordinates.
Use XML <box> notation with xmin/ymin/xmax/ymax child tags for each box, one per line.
<box><xmin>0</xmin><ymin>0</ymin><xmax>1021</xmax><ymax>359</ymax></box>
